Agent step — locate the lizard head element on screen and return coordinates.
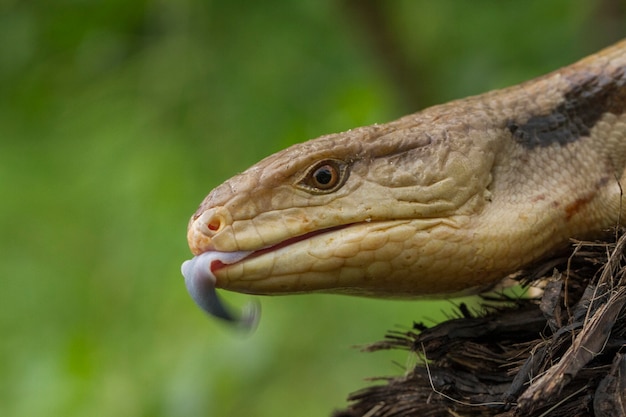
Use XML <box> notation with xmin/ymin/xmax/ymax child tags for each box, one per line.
<box><xmin>182</xmin><ymin>109</ymin><xmax>499</xmax><ymax>324</ymax></box>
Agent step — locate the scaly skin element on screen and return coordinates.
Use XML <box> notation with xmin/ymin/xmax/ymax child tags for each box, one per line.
<box><xmin>185</xmin><ymin>39</ymin><xmax>626</xmax><ymax>300</ymax></box>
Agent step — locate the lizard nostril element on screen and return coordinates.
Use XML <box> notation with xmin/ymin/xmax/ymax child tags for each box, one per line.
<box><xmin>196</xmin><ymin>207</ymin><xmax>232</xmax><ymax>237</ymax></box>
<box><xmin>187</xmin><ymin>206</ymin><xmax>234</xmax><ymax>255</ymax></box>
<box><xmin>207</xmin><ymin>218</ymin><xmax>221</xmax><ymax>232</ymax></box>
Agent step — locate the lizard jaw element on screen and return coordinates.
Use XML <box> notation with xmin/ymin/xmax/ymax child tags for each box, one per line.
<box><xmin>181</xmin><ymin>224</ymin><xmax>352</xmax><ymax>327</ymax></box>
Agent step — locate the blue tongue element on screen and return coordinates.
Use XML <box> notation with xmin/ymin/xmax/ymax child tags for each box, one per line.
<box><xmin>181</xmin><ymin>251</ymin><xmax>259</xmax><ymax>330</ymax></box>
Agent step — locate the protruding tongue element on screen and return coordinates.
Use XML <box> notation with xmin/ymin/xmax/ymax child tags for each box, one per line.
<box><xmin>181</xmin><ymin>251</ymin><xmax>259</xmax><ymax>330</ymax></box>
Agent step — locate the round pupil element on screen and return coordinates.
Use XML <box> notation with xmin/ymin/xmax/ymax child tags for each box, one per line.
<box><xmin>314</xmin><ymin>166</ymin><xmax>334</xmax><ymax>186</ymax></box>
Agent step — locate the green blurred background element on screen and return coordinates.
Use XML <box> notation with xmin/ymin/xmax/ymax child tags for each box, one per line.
<box><xmin>1</xmin><ymin>1</ymin><xmax>624</xmax><ymax>416</ymax></box>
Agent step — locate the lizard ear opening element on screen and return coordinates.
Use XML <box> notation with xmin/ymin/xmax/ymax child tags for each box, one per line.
<box><xmin>296</xmin><ymin>159</ymin><xmax>350</xmax><ymax>194</ymax></box>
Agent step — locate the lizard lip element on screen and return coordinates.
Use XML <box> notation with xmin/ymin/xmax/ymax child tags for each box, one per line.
<box><xmin>211</xmin><ymin>223</ymin><xmax>354</xmax><ymax>273</ymax></box>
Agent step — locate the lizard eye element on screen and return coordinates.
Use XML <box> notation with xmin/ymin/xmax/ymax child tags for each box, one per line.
<box><xmin>297</xmin><ymin>159</ymin><xmax>349</xmax><ymax>194</ymax></box>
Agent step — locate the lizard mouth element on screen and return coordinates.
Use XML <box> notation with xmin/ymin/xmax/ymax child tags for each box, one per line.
<box><xmin>181</xmin><ymin>223</ymin><xmax>353</xmax><ymax>328</ymax></box>
<box><xmin>181</xmin><ymin>250</ymin><xmax>257</xmax><ymax>329</ymax></box>
<box><xmin>210</xmin><ymin>224</ymin><xmax>352</xmax><ymax>273</ymax></box>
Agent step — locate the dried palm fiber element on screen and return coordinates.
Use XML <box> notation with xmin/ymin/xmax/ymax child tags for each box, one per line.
<box><xmin>334</xmin><ymin>229</ymin><xmax>626</xmax><ymax>417</ymax></box>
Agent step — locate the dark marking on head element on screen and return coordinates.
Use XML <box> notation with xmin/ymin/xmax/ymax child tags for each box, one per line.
<box><xmin>508</xmin><ymin>67</ymin><xmax>626</xmax><ymax>148</ymax></box>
